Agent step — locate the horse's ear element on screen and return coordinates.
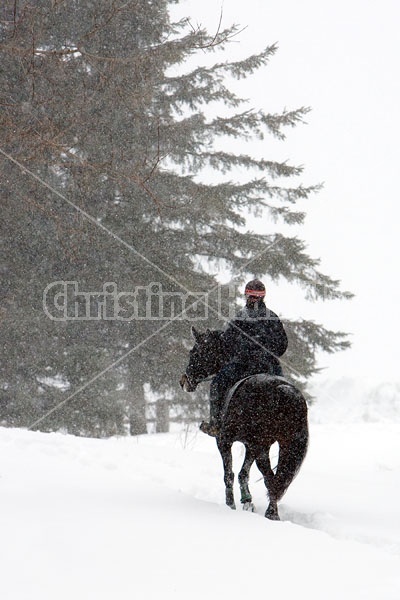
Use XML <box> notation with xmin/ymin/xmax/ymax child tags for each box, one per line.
<box><xmin>191</xmin><ymin>326</ymin><xmax>200</xmax><ymax>340</ymax></box>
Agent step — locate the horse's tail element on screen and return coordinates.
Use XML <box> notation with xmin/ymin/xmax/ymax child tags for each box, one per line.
<box><xmin>268</xmin><ymin>383</ymin><xmax>309</xmax><ymax>502</ymax></box>
<box><xmin>273</xmin><ymin>423</ymin><xmax>309</xmax><ymax>502</ymax></box>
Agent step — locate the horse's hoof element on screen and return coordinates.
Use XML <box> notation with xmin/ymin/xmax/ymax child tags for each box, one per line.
<box><xmin>265</xmin><ymin>509</ymin><xmax>280</xmax><ymax>521</ymax></box>
<box><xmin>242</xmin><ymin>501</ymin><xmax>255</xmax><ymax>512</ymax></box>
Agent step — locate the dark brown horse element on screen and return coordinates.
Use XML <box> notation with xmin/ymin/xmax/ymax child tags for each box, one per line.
<box><xmin>180</xmin><ymin>327</ymin><xmax>309</xmax><ymax>520</ymax></box>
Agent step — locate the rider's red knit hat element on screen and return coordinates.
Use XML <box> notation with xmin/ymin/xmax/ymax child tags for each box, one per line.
<box><xmin>244</xmin><ymin>279</ymin><xmax>266</xmax><ymax>298</ymax></box>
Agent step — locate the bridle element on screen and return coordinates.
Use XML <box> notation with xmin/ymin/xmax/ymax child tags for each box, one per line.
<box><xmin>180</xmin><ymin>371</ymin><xmax>214</xmax><ymax>392</ymax></box>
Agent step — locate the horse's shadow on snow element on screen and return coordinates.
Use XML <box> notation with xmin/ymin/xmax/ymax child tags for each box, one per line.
<box><xmin>279</xmin><ymin>505</ymin><xmax>330</xmax><ymax>529</ymax></box>
<box><xmin>248</xmin><ymin>496</ymin><xmax>330</xmax><ymax>532</ymax></box>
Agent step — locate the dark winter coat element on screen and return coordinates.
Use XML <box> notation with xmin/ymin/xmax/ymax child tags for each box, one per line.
<box><xmin>221</xmin><ymin>302</ymin><xmax>288</xmax><ymax>369</ymax></box>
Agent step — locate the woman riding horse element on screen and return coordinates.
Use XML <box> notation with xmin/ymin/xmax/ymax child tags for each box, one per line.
<box><xmin>180</xmin><ymin>319</ymin><xmax>308</xmax><ymax>519</ymax></box>
<box><xmin>200</xmin><ymin>279</ymin><xmax>288</xmax><ymax>437</ymax></box>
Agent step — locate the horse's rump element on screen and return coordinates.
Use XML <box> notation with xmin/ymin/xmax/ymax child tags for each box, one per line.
<box><xmin>222</xmin><ymin>374</ymin><xmax>308</xmax><ymax>445</ymax></box>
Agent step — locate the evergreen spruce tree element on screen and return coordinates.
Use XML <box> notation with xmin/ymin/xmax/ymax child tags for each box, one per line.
<box><xmin>0</xmin><ymin>0</ymin><xmax>351</xmax><ymax>435</ymax></box>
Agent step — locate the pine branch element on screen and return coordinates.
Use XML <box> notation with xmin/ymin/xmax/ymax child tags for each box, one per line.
<box><xmin>210</xmin><ymin>107</ymin><xmax>311</xmax><ymax>140</ymax></box>
<box><xmin>174</xmin><ymin>150</ymin><xmax>303</xmax><ymax>178</ymax></box>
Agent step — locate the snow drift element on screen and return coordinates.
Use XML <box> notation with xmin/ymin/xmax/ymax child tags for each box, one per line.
<box><xmin>1</xmin><ymin>394</ymin><xmax>400</xmax><ymax>600</ymax></box>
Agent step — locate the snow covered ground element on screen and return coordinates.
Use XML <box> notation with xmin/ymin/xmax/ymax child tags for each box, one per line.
<box><xmin>1</xmin><ymin>386</ymin><xmax>400</xmax><ymax>600</ymax></box>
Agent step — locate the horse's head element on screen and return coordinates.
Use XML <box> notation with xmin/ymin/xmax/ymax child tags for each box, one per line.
<box><xmin>180</xmin><ymin>326</ymin><xmax>224</xmax><ymax>392</ymax></box>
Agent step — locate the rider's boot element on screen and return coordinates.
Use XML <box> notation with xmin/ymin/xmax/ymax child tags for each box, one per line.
<box><xmin>200</xmin><ymin>390</ymin><xmax>221</xmax><ymax>437</ymax></box>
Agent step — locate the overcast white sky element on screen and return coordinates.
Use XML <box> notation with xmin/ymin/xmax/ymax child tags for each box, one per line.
<box><xmin>170</xmin><ymin>0</ymin><xmax>400</xmax><ymax>381</ymax></box>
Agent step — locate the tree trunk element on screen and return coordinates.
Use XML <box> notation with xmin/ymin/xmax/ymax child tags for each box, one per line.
<box><xmin>156</xmin><ymin>399</ymin><xmax>169</xmax><ymax>433</ymax></box>
<box><xmin>129</xmin><ymin>379</ymin><xmax>147</xmax><ymax>436</ymax></box>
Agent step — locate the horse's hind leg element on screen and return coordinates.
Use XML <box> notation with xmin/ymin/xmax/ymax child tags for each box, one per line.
<box><xmin>217</xmin><ymin>439</ymin><xmax>236</xmax><ymax>509</ymax></box>
<box><xmin>238</xmin><ymin>447</ymin><xmax>256</xmax><ymax>512</ymax></box>
<box><xmin>256</xmin><ymin>449</ymin><xmax>280</xmax><ymax>520</ymax></box>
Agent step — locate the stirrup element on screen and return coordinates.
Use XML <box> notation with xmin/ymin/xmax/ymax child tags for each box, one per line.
<box><xmin>200</xmin><ymin>421</ymin><xmax>219</xmax><ymax>437</ymax></box>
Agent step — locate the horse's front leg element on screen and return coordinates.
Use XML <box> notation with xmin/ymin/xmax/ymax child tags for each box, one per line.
<box><xmin>238</xmin><ymin>446</ymin><xmax>256</xmax><ymax>512</ymax></box>
<box><xmin>217</xmin><ymin>439</ymin><xmax>235</xmax><ymax>509</ymax></box>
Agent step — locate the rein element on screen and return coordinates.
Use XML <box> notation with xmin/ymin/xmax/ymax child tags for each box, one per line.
<box><xmin>185</xmin><ymin>373</ymin><xmax>214</xmax><ymax>389</ymax></box>
<box><xmin>200</xmin><ymin>375</ymin><xmax>214</xmax><ymax>383</ymax></box>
